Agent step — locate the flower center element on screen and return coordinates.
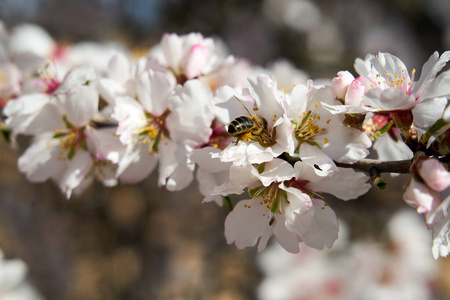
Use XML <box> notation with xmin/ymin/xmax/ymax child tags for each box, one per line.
<box><xmin>248</xmin><ymin>182</ymin><xmax>285</xmax><ymax>223</ymax></box>
<box><xmin>371</xmin><ymin>67</ymin><xmax>415</xmax><ymax>95</ymax></box>
<box><xmin>52</xmin><ymin>116</ymin><xmax>87</xmax><ymax>160</ymax></box>
<box><xmin>292</xmin><ymin>103</ymin><xmax>330</xmax><ymax>148</ymax></box>
<box><xmin>132</xmin><ymin>109</ymin><xmax>170</xmax><ymax>153</ymax></box>
<box><xmin>34</xmin><ymin>67</ymin><xmax>62</xmax><ymax>94</ymax></box>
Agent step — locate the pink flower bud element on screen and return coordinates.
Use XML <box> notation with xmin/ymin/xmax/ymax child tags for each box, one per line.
<box><xmin>184</xmin><ymin>44</ymin><xmax>208</xmax><ymax>79</ymax></box>
<box><xmin>332</xmin><ymin>71</ymin><xmax>354</xmax><ymax>100</ymax></box>
<box><xmin>419</xmin><ymin>158</ymin><xmax>450</xmax><ymax>192</ymax></box>
<box><xmin>403</xmin><ymin>178</ymin><xmax>440</xmax><ymax>215</ymax></box>
<box><xmin>344</xmin><ymin>77</ymin><xmax>369</xmax><ymax>106</ymax></box>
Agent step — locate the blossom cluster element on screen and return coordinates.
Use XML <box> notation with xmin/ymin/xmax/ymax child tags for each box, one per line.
<box><xmin>1</xmin><ymin>22</ymin><xmax>450</xmax><ymax>258</ymax></box>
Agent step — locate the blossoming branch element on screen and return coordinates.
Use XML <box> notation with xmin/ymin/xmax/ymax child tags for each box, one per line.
<box><xmin>1</xmin><ymin>23</ymin><xmax>450</xmax><ymax>259</ymax></box>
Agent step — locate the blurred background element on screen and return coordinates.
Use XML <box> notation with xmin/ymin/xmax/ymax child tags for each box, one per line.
<box><xmin>1</xmin><ymin>0</ymin><xmax>450</xmax><ymax>299</ymax></box>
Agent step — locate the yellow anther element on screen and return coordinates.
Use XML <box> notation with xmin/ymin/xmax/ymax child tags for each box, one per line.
<box><xmin>315</xmin><ymin>103</ymin><xmax>319</xmax><ymax>107</ymax></box>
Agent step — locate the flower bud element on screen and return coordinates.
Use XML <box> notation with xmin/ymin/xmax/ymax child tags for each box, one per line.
<box><xmin>332</xmin><ymin>71</ymin><xmax>354</xmax><ymax>100</ymax></box>
<box><xmin>419</xmin><ymin>158</ymin><xmax>450</xmax><ymax>192</ymax></box>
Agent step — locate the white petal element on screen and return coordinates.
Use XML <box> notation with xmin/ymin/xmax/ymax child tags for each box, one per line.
<box><xmin>61</xmin><ymin>84</ymin><xmax>99</xmax><ymax>127</ymax></box>
<box><xmin>310</xmin><ymin>168</ymin><xmax>371</xmax><ymax>200</ymax></box>
<box><xmin>322</xmin><ymin>123</ymin><xmax>371</xmax><ymax>163</ymax></box>
<box><xmin>414</xmin><ymin>51</ymin><xmax>450</xmax><ymax>96</ymax></box>
<box><xmin>118</xmin><ymin>143</ymin><xmax>157</xmax><ymax>183</ymax></box>
<box><xmin>413</xmin><ymin>97</ymin><xmax>447</xmax><ymax>129</ymax></box>
<box><xmin>298</xmin><ymin>144</ymin><xmax>337</xmax><ymax>176</ymax></box>
<box><xmin>432</xmin><ymin>213</ymin><xmax>450</xmax><ymax>259</ymax></box>
<box><xmin>136</xmin><ymin>70</ymin><xmax>173</xmax><ymax>115</ymax></box>
<box><xmin>84</xmin><ymin>126</ymin><xmax>124</xmax><ymax>163</ymax></box>
<box><xmin>373</xmin><ymin>132</ymin><xmax>413</xmax><ymax>161</ymax></box>
<box><xmin>4</xmin><ymin>94</ymin><xmax>63</xmax><ymax>135</ymax></box>
<box><xmin>161</xmin><ymin>33</ymin><xmax>183</xmax><ymax>72</ymax></box>
<box><xmin>257</xmin><ymin>159</ymin><xmax>296</xmax><ymax>186</ymax></box>
<box><xmin>280</xmin><ymin>183</ymin><xmax>314</xmax><ymax>235</ymax></box>
<box><xmin>190</xmin><ymin>147</ymin><xmax>231</xmax><ymax>172</ymax></box>
<box><xmin>271</xmin><ymin>216</ymin><xmax>300</xmax><ymax>253</ymax></box>
<box><xmin>224</xmin><ymin>199</ymin><xmax>270</xmax><ymax>249</ymax></box>
<box><xmin>56</xmin><ymin>64</ymin><xmax>97</xmax><ymax>94</ymax></box>
<box><xmin>364</xmin><ymin>88</ymin><xmax>415</xmax><ymax>110</ymax></box>
<box><xmin>247</xmin><ymin>74</ymin><xmax>284</xmax><ymax>122</ymax></box>
<box><xmin>98</xmin><ymin>78</ymin><xmax>128</xmax><ymax>106</ymax></box>
<box><xmin>107</xmin><ymin>52</ymin><xmax>130</xmax><ymax>84</ymax></box>
<box><xmin>166</xmin><ymin>79</ymin><xmax>214</xmax><ymax>147</ymax></box>
<box><xmin>18</xmin><ymin>135</ymin><xmax>65</xmax><ymax>182</ymax></box>
<box><xmin>300</xmin><ymin>198</ymin><xmax>339</xmax><ymax>249</ymax></box>
<box><xmin>58</xmin><ymin>150</ymin><xmax>93</xmax><ymax>199</ymax></box>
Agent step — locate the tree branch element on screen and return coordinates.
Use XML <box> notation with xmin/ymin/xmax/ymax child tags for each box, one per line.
<box><xmin>335</xmin><ymin>159</ymin><xmax>411</xmax><ymax>174</ymax></box>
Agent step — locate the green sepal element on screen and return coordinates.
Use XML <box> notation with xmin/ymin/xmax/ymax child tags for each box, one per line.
<box><xmin>270</xmin><ymin>195</ymin><xmax>280</xmax><ymax>213</ymax></box>
<box><xmin>0</xmin><ymin>127</ymin><xmax>11</xmax><ymax>143</ymax></box>
<box><xmin>257</xmin><ymin>163</ymin><xmax>265</xmax><ymax>174</ymax></box>
<box><xmin>373</xmin><ymin>177</ymin><xmax>387</xmax><ymax>190</ymax></box>
<box><xmin>223</xmin><ymin>196</ymin><xmax>233</xmax><ymax>211</ymax></box>
<box><xmin>151</xmin><ymin>135</ymin><xmax>160</xmax><ymax>153</ymax></box>
<box><xmin>420</xmin><ymin>118</ymin><xmax>448</xmax><ymax>145</ymax></box>
<box><xmin>67</xmin><ymin>146</ymin><xmax>76</xmax><ymax>160</ymax></box>
<box><xmin>62</xmin><ymin>115</ymin><xmax>74</xmax><ymax>129</ymax></box>
<box><xmin>53</xmin><ymin>132</ymin><xmax>68</xmax><ymax>139</ymax></box>
<box><xmin>371</xmin><ymin>120</ymin><xmax>393</xmax><ymax>141</ymax></box>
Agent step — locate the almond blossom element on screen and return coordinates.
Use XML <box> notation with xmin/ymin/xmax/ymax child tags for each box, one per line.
<box><xmin>403</xmin><ymin>153</ymin><xmax>450</xmax><ymax>258</ymax></box>
<box><xmin>112</xmin><ymin>70</ymin><xmax>214</xmax><ymax>190</ymax></box>
<box><xmin>4</xmin><ymin>64</ymin><xmax>120</xmax><ymax>198</ymax></box>
<box><xmin>212</xmin><ymin>74</ymin><xmax>295</xmax><ymax>166</ymax></box>
<box><xmin>214</xmin><ymin>158</ymin><xmax>370</xmax><ymax>253</ymax></box>
<box><xmin>285</xmin><ymin>81</ymin><xmax>371</xmax><ymax>170</ymax></box>
<box><xmin>150</xmin><ymin>32</ymin><xmax>235</xmax><ymax>85</ymax></box>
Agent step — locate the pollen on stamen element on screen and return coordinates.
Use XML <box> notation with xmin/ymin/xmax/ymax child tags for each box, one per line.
<box><xmin>298</xmin><ymin>115</ymin><xmax>302</xmax><ymax>119</ymax></box>
<box><xmin>326</xmin><ymin>119</ymin><xmax>331</xmax><ymax>124</ymax></box>
<box><xmin>324</xmin><ymin>137</ymin><xmax>329</xmax><ymax>144</ymax></box>
<box><xmin>315</xmin><ymin>103</ymin><xmax>319</xmax><ymax>107</ymax></box>
<box><xmin>284</xmin><ymin>91</ymin><xmax>287</xmax><ymax>94</ymax></box>
<box><xmin>316</xmin><ymin>115</ymin><xmax>320</xmax><ymax>120</ymax></box>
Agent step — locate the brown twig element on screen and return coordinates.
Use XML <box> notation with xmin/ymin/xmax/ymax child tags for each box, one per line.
<box><xmin>334</xmin><ymin>159</ymin><xmax>411</xmax><ymax>174</ymax></box>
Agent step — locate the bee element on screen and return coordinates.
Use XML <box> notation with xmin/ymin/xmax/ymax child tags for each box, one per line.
<box><xmin>227</xmin><ymin>96</ymin><xmax>274</xmax><ymax>146</ymax></box>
